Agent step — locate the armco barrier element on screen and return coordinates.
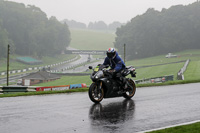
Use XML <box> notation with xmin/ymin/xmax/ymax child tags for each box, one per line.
<box><xmin>135</xmin><ymin>75</ymin><xmax>174</xmax><ymax>84</ymax></box>
<box><xmin>177</xmin><ymin>59</ymin><xmax>190</xmax><ymax>80</ymax></box>
<box><xmin>0</xmin><ymin>56</ymin><xmax>78</xmax><ymax>76</ymax></box>
<box><xmin>0</xmin><ymin>83</ymin><xmax>87</xmax><ymax>93</ymax></box>
<box><xmin>2</xmin><ymin>86</ymin><xmax>29</xmax><ymax>93</ymax></box>
<box><xmin>0</xmin><ymin>86</ymin><xmax>3</xmax><ymax>94</ymax></box>
<box><xmin>0</xmin><ymin>86</ymin><xmax>36</xmax><ymax>93</ymax></box>
<box><xmin>57</xmin><ymin>73</ymin><xmax>90</xmax><ymax>76</ymax></box>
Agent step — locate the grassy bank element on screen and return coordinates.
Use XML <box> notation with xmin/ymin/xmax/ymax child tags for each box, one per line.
<box><xmin>136</xmin><ymin>79</ymin><xmax>200</xmax><ymax>87</ymax></box>
<box><xmin>147</xmin><ymin>122</ymin><xmax>200</xmax><ymax>133</ymax></box>
<box><xmin>184</xmin><ymin>60</ymin><xmax>200</xmax><ymax>80</ymax></box>
<box><xmin>33</xmin><ymin>75</ymin><xmax>91</xmax><ymax>86</ymax></box>
<box><xmin>133</xmin><ymin>62</ymin><xmax>184</xmax><ymax>80</ymax></box>
<box><xmin>33</xmin><ymin>73</ymin><xmax>200</xmax><ymax>88</ymax></box>
<box><xmin>0</xmin><ymin>54</ymin><xmax>77</xmax><ymax>72</ymax></box>
<box><xmin>70</xmin><ymin>28</ymin><xmax>115</xmax><ymax>50</ymax></box>
<box><xmin>126</xmin><ymin>49</ymin><xmax>200</xmax><ymax>80</ymax></box>
<box><xmin>0</xmin><ymin>88</ymin><xmax>89</xmax><ymax>98</ymax></box>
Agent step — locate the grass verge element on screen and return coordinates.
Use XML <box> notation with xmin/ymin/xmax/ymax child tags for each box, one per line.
<box><xmin>136</xmin><ymin>79</ymin><xmax>200</xmax><ymax>88</ymax></box>
<box><xmin>1</xmin><ymin>79</ymin><xmax>200</xmax><ymax>98</ymax></box>
<box><xmin>33</xmin><ymin>75</ymin><xmax>91</xmax><ymax>86</ymax></box>
<box><xmin>0</xmin><ymin>88</ymin><xmax>89</xmax><ymax>98</ymax></box>
<box><xmin>147</xmin><ymin>122</ymin><xmax>200</xmax><ymax>133</ymax></box>
<box><xmin>0</xmin><ymin>54</ymin><xmax>77</xmax><ymax>72</ymax></box>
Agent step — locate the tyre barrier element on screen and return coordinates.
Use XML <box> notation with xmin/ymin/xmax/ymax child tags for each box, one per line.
<box><xmin>70</xmin><ymin>83</ymin><xmax>87</xmax><ymax>89</ymax></box>
<box><xmin>36</xmin><ymin>84</ymin><xmax>87</xmax><ymax>92</ymax></box>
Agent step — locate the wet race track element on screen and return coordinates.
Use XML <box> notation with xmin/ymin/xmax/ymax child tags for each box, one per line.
<box><xmin>1</xmin><ymin>83</ymin><xmax>200</xmax><ymax>133</ymax></box>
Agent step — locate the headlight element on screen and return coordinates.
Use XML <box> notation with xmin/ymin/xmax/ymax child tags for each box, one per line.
<box><xmin>95</xmin><ymin>76</ymin><xmax>98</xmax><ymax>79</ymax></box>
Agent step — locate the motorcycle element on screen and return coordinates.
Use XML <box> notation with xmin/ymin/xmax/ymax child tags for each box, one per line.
<box><xmin>88</xmin><ymin>64</ymin><xmax>136</xmax><ymax>103</ymax></box>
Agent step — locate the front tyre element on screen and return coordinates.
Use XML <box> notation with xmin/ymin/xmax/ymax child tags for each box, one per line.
<box><xmin>123</xmin><ymin>79</ymin><xmax>136</xmax><ymax>99</ymax></box>
<box><xmin>88</xmin><ymin>83</ymin><xmax>104</xmax><ymax>103</ymax></box>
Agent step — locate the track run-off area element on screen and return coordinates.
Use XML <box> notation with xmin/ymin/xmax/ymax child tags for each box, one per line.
<box><xmin>0</xmin><ymin>83</ymin><xmax>200</xmax><ymax>133</ymax></box>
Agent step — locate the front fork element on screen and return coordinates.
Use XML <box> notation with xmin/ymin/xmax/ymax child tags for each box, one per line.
<box><xmin>95</xmin><ymin>81</ymin><xmax>102</xmax><ymax>97</ymax></box>
<box><xmin>126</xmin><ymin>78</ymin><xmax>134</xmax><ymax>90</ymax></box>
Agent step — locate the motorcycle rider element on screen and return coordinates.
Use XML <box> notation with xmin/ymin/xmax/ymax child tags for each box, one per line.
<box><xmin>101</xmin><ymin>48</ymin><xmax>127</xmax><ymax>91</ymax></box>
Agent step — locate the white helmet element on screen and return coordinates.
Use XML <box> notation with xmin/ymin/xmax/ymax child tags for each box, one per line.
<box><xmin>106</xmin><ymin>48</ymin><xmax>116</xmax><ymax>59</ymax></box>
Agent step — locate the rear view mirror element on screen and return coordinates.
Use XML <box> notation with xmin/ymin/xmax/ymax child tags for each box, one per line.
<box><xmin>88</xmin><ymin>66</ymin><xmax>93</xmax><ymax>69</ymax></box>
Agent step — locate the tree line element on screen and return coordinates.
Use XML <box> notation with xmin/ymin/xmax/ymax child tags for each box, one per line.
<box><xmin>115</xmin><ymin>2</ymin><xmax>200</xmax><ymax>60</ymax></box>
<box><xmin>0</xmin><ymin>0</ymin><xmax>71</xmax><ymax>59</ymax></box>
<box><xmin>62</xmin><ymin>19</ymin><xmax>123</xmax><ymax>31</ymax></box>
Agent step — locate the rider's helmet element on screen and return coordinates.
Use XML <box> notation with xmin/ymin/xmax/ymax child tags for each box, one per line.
<box><xmin>106</xmin><ymin>48</ymin><xmax>116</xmax><ymax>59</ymax></box>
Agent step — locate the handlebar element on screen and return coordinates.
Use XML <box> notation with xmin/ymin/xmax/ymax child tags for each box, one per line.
<box><xmin>103</xmin><ymin>69</ymin><xmax>114</xmax><ymax>78</ymax></box>
<box><xmin>99</xmin><ymin>64</ymin><xmax>109</xmax><ymax>70</ymax></box>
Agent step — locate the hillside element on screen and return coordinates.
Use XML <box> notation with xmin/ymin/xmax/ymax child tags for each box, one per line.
<box><xmin>115</xmin><ymin>2</ymin><xmax>200</xmax><ymax>59</ymax></box>
<box><xmin>69</xmin><ymin>28</ymin><xmax>115</xmax><ymax>50</ymax></box>
<box><xmin>0</xmin><ymin>0</ymin><xmax>70</xmax><ymax>58</ymax></box>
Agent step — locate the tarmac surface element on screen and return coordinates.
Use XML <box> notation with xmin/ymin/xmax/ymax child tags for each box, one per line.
<box><xmin>0</xmin><ymin>83</ymin><xmax>200</xmax><ymax>133</ymax></box>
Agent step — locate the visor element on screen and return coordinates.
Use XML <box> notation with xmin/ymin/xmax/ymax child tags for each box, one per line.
<box><xmin>107</xmin><ymin>53</ymin><xmax>114</xmax><ymax>58</ymax></box>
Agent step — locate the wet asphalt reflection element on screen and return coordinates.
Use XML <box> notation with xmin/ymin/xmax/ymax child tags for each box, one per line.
<box><xmin>89</xmin><ymin>99</ymin><xmax>135</xmax><ymax>133</ymax></box>
<box><xmin>0</xmin><ymin>83</ymin><xmax>200</xmax><ymax>133</ymax></box>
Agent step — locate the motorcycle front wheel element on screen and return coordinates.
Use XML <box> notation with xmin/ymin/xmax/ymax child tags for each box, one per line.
<box><xmin>88</xmin><ymin>83</ymin><xmax>104</xmax><ymax>103</ymax></box>
<box><xmin>123</xmin><ymin>79</ymin><xmax>136</xmax><ymax>99</ymax></box>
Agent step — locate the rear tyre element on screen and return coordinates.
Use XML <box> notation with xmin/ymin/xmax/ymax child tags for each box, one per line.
<box><xmin>123</xmin><ymin>79</ymin><xmax>136</xmax><ymax>99</ymax></box>
<box><xmin>88</xmin><ymin>83</ymin><xmax>104</xmax><ymax>103</ymax></box>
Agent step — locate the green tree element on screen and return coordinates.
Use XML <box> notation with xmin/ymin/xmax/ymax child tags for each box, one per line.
<box><xmin>0</xmin><ymin>1</ymin><xmax>71</xmax><ymax>58</ymax></box>
<box><xmin>115</xmin><ymin>2</ymin><xmax>200</xmax><ymax>60</ymax></box>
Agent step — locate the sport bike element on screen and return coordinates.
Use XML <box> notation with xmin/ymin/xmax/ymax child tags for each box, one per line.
<box><xmin>88</xmin><ymin>64</ymin><xmax>136</xmax><ymax>103</ymax></box>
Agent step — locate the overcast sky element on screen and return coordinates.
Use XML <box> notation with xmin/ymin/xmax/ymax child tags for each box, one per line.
<box><xmin>8</xmin><ymin>0</ymin><xmax>197</xmax><ymax>24</ymax></box>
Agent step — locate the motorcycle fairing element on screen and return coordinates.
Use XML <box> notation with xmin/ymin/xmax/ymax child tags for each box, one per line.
<box><xmin>99</xmin><ymin>78</ymin><xmax>123</xmax><ymax>98</ymax></box>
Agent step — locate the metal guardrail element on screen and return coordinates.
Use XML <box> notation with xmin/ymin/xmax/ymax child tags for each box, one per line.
<box><xmin>65</xmin><ymin>50</ymin><xmax>106</xmax><ymax>55</ymax></box>
<box><xmin>0</xmin><ymin>56</ymin><xmax>78</xmax><ymax>76</ymax></box>
<box><xmin>0</xmin><ymin>86</ymin><xmax>34</xmax><ymax>93</ymax></box>
<box><xmin>57</xmin><ymin>73</ymin><xmax>90</xmax><ymax>76</ymax></box>
<box><xmin>50</xmin><ymin>60</ymin><xmax>89</xmax><ymax>73</ymax></box>
<box><xmin>0</xmin><ymin>83</ymin><xmax>87</xmax><ymax>94</ymax></box>
<box><xmin>0</xmin><ymin>86</ymin><xmax>3</xmax><ymax>94</ymax></box>
<box><xmin>135</xmin><ymin>75</ymin><xmax>174</xmax><ymax>84</ymax></box>
<box><xmin>135</xmin><ymin>60</ymin><xmax>186</xmax><ymax>69</ymax></box>
<box><xmin>177</xmin><ymin>59</ymin><xmax>190</xmax><ymax>80</ymax></box>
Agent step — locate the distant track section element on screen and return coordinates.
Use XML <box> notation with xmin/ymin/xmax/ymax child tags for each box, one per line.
<box><xmin>65</xmin><ymin>50</ymin><xmax>106</xmax><ymax>55</ymax></box>
<box><xmin>135</xmin><ymin>60</ymin><xmax>186</xmax><ymax>69</ymax></box>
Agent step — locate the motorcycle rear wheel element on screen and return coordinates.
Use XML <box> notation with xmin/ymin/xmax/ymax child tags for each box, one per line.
<box><xmin>123</xmin><ymin>79</ymin><xmax>136</xmax><ymax>99</ymax></box>
<box><xmin>88</xmin><ymin>83</ymin><xmax>104</xmax><ymax>103</ymax></box>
